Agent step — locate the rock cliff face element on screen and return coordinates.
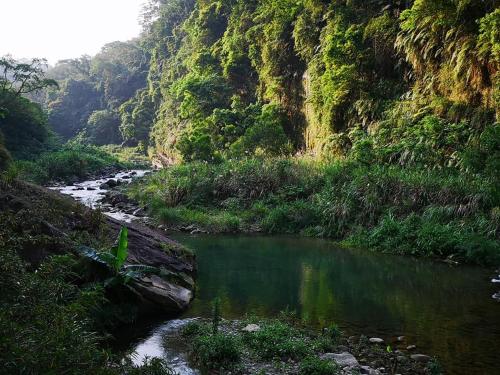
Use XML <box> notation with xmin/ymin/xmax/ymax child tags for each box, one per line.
<box><xmin>0</xmin><ymin>180</ymin><xmax>196</xmax><ymax>316</ymax></box>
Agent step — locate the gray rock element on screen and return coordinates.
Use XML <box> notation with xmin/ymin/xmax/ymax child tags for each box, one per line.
<box><xmin>369</xmin><ymin>338</ymin><xmax>384</xmax><ymax>344</ymax></box>
<box><xmin>242</xmin><ymin>324</ymin><xmax>261</xmax><ymax>333</ymax></box>
<box><xmin>322</xmin><ymin>352</ymin><xmax>359</xmax><ymax>369</ymax></box>
<box><xmin>411</xmin><ymin>354</ymin><xmax>431</xmax><ymax>363</ymax></box>
<box><xmin>105</xmin><ymin>179</ymin><xmax>119</xmax><ymax>187</ymax></box>
<box><xmin>397</xmin><ymin>336</ymin><xmax>405</xmax><ymax>342</ymax></box>
<box><xmin>397</xmin><ymin>356</ymin><xmax>407</xmax><ymax>363</ymax></box>
<box><xmin>130</xmin><ymin>274</ymin><xmax>193</xmax><ymax>312</ymax></box>
<box><xmin>133</xmin><ymin>207</ymin><xmax>146</xmax><ymax>217</ymax></box>
<box><xmin>406</xmin><ymin>345</ymin><xmax>417</xmax><ymax>350</ymax></box>
<box><xmin>360</xmin><ymin>366</ymin><xmax>381</xmax><ymax>375</ymax></box>
<box><xmin>104</xmin><ymin>217</ymin><xmax>196</xmax><ymax>313</ymax></box>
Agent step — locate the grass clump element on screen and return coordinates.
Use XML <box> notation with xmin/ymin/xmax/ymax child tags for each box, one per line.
<box><xmin>244</xmin><ymin>320</ymin><xmax>312</xmax><ymax>360</ymax></box>
<box><xmin>299</xmin><ymin>357</ymin><xmax>339</xmax><ymax>375</ymax></box>
<box><xmin>313</xmin><ymin>324</ymin><xmax>343</xmax><ymax>352</ymax></box>
<box><xmin>192</xmin><ymin>332</ymin><xmax>242</xmax><ymax>371</ymax></box>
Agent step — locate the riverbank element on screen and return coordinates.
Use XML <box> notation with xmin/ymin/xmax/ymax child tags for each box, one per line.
<box><xmin>0</xmin><ymin>177</ymin><xmax>194</xmax><ymax>374</ymax></box>
<box><xmin>158</xmin><ymin>315</ymin><xmax>439</xmax><ymax>375</ymax></box>
<box><xmin>24</xmin><ymin>171</ymin><xmax>500</xmax><ymax>374</ymax></box>
<box><xmin>127</xmin><ymin>157</ymin><xmax>500</xmax><ymax>267</ymax></box>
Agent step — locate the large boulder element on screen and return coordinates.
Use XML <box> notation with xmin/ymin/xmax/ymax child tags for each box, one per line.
<box><xmin>105</xmin><ymin>217</ymin><xmax>196</xmax><ymax>314</ymax></box>
<box><xmin>129</xmin><ymin>275</ymin><xmax>193</xmax><ymax>313</ymax></box>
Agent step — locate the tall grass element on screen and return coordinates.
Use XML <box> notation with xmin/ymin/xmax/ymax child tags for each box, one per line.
<box><xmin>15</xmin><ymin>144</ymin><xmax>125</xmax><ymax>184</ymax></box>
<box><xmin>131</xmin><ymin>157</ymin><xmax>499</xmax><ymax>265</ymax></box>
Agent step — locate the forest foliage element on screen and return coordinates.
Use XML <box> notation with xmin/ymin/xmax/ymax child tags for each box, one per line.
<box><xmin>134</xmin><ymin>0</ymin><xmax>499</xmax><ymax>164</ymax></box>
<box><xmin>4</xmin><ymin>0</ymin><xmax>497</xmax><ymax>168</ymax></box>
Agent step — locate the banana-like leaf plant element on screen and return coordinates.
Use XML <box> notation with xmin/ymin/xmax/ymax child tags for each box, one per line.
<box><xmin>78</xmin><ymin>226</ymin><xmax>158</xmax><ymax>286</ymax></box>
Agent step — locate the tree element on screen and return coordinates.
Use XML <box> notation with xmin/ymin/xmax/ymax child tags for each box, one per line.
<box><xmin>0</xmin><ymin>57</ymin><xmax>57</xmax><ymax>108</ymax></box>
<box><xmin>85</xmin><ymin>109</ymin><xmax>122</xmax><ymax>145</ymax></box>
<box><xmin>119</xmin><ymin>89</ymin><xmax>155</xmax><ymax>148</ymax></box>
<box><xmin>0</xmin><ymin>57</ymin><xmax>57</xmax><ymax>160</ymax></box>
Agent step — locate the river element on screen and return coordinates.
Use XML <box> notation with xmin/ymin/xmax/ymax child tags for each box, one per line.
<box><xmin>53</xmin><ymin>172</ymin><xmax>500</xmax><ymax>375</ymax></box>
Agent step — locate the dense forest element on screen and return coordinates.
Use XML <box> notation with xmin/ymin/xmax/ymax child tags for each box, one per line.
<box><xmin>0</xmin><ymin>0</ymin><xmax>499</xmax><ymax>374</ymax></box>
<box><xmin>12</xmin><ymin>0</ymin><xmax>498</xmax><ymax>164</ymax></box>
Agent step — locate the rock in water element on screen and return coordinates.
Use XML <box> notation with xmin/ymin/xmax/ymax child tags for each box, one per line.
<box><xmin>369</xmin><ymin>338</ymin><xmax>384</xmax><ymax>344</ymax></box>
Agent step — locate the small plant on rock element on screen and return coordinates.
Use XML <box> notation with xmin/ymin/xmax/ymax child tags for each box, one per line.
<box><xmin>79</xmin><ymin>226</ymin><xmax>157</xmax><ymax>286</ymax></box>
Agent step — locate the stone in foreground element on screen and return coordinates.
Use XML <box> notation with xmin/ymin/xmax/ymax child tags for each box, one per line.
<box><xmin>322</xmin><ymin>352</ymin><xmax>359</xmax><ymax>369</ymax></box>
<box><xmin>242</xmin><ymin>324</ymin><xmax>261</xmax><ymax>333</ymax></box>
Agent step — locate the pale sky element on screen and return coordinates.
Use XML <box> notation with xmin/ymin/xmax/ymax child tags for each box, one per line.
<box><xmin>0</xmin><ymin>0</ymin><xmax>145</xmax><ymax>64</ymax></box>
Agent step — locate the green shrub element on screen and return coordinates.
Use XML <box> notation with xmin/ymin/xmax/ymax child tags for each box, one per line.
<box><xmin>192</xmin><ymin>333</ymin><xmax>241</xmax><ymax>370</ymax></box>
<box><xmin>182</xmin><ymin>321</ymin><xmax>210</xmax><ymax>337</ymax></box>
<box><xmin>262</xmin><ymin>200</ymin><xmax>321</xmax><ymax>233</ymax></box>
<box><xmin>15</xmin><ymin>144</ymin><xmax>123</xmax><ymax>184</ymax></box>
<box><xmin>244</xmin><ymin>320</ymin><xmax>311</xmax><ymax>360</ymax></box>
<box><xmin>299</xmin><ymin>357</ymin><xmax>339</xmax><ymax>375</ymax></box>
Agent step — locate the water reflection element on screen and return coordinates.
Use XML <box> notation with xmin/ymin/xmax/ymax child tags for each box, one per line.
<box><xmin>174</xmin><ymin>235</ymin><xmax>500</xmax><ymax>375</ymax></box>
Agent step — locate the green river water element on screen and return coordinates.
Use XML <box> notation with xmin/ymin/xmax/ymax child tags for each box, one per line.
<box><xmin>171</xmin><ymin>234</ymin><xmax>500</xmax><ymax>375</ymax></box>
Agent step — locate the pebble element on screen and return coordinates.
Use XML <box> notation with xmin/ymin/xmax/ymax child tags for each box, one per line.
<box><xmin>406</xmin><ymin>345</ymin><xmax>416</xmax><ymax>350</ymax></box>
<box><xmin>369</xmin><ymin>338</ymin><xmax>384</xmax><ymax>344</ymax></box>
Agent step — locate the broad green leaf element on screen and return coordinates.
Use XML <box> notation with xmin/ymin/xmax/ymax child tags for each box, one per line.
<box><xmin>114</xmin><ymin>226</ymin><xmax>129</xmax><ymax>272</ymax></box>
